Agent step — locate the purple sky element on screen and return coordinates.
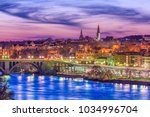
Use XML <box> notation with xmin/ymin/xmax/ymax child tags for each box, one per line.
<box><xmin>0</xmin><ymin>0</ymin><xmax>150</xmax><ymax>41</ymax></box>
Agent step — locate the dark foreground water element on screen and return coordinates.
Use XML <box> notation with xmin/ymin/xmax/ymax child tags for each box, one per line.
<box><xmin>3</xmin><ymin>74</ymin><xmax>150</xmax><ymax>100</ymax></box>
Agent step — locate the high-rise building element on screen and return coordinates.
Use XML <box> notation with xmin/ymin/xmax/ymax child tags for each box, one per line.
<box><xmin>96</xmin><ymin>25</ymin><xmax>101</xmax><ymax>41</ymax></box>
<box><xmin>79</xmin><ymin>29</ymin><xmax>84</xmax><ymax>40</ymax></box>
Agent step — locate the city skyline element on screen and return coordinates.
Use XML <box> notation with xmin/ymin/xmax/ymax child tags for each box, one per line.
<box><xmin>0</xmin><ymin>0</ymin><xmax>150</xmax><ymax>41</ymax></box>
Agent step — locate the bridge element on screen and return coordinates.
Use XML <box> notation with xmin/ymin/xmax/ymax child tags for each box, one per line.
<box><xmin>0</xmin><ymin>59</ymin><xmax>149</xmax><ymax>79</ymax></box>
<box><xmin>0</xmin><ymin>59</ymin><xmax>47</xmax><ymax>75</ymax></box>
<box><xmin>0</xmin><ymin>59</ymin><xmax>76</xmax><ymax>75</ymax></box>
<box><xmin>57</xmin><ymin>64</ymin><xmax>150</xmax><ymax>79</ymax></box>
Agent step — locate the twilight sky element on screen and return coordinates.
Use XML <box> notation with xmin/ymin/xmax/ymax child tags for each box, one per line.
<box><xmin>0</xmin><ymin>0</ymin><xmax>150</xmax><ymax>41</ymax></box>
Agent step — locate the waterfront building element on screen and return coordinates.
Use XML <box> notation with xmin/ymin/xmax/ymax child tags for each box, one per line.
<box><xmin>113</xmin><ymin>53</ymin><xmax>126</xmax><ymax>66</ymax></box>
<box><xmin>113</xmin><ymin>52</ymin><xmax>143</xmax><ymax>67</ymax></box>
<box><xmin>94</xmin><ymin>57</ymin><xmax>107</xmax><ymax>65</ymax></box>
<box><xmin>142</xmin><ymin>48</ymin><xmax>150</xmax><ymax>68</ymax></box>
<box><xmin>126</xmin><ymin>54</ymin><xmax>143</xmax><ymax>67</ymax></box>
<box><xmin>94</xmin><ymin>56</ymin><xmax>114</xmax><ymax>66</ymax></box>
<box><xmin>143</xmin><ymin>56</ymin><xmax>150</xmax><ymax>68</ymax></box>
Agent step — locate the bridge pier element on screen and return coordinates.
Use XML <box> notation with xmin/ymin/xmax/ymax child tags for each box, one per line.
<box><xmin>4</xmin><ymin>61</ymin><xmax>10</xmax><ymax>75</ymax></box>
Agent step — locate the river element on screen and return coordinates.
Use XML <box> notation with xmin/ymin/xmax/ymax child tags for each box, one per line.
<box><xmin>3</xmin><ymin>74</ymin><xmax>150</xmax><ymax>100</ymax></box>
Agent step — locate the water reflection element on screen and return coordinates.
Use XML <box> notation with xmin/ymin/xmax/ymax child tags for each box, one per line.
<box><xmin>18</xmin><ymin>76</ymin><xmax>22</xmax><ymax>81</ymax></box>
<box><xmin>5</xmin><ymin>74</ymin><xmax>150</xmax><ymax>100</ymax></box>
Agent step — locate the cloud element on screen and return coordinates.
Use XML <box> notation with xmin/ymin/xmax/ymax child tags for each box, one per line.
<box><xmin>0</xmin><ymin>0</ymin><xmax>150</xmax><ymax>40</ymax></box>
<box><xmin>0</xmin><ymin>0</ymin><xmax>150</xmax><ymax>27</ymax></box>
<box><xmin>79</xmin><ymin>5</ymin><xmax>150</xmax><ymax>24</ymax></box>
<box><xmin>102</xmin><ymin>30</ymin><xmax>132</xmax><ymax>36</ymax></box>
<box><xmin>0</xmin><ymin>2</ymin><xmax>81</xmax><ymax>26</ymax></box>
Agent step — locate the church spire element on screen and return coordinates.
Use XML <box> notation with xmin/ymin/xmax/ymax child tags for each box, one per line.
<box><xmin>96</xmin><ymin>25</ymin><xmax>101</xmax><ymax>41</ymax></box>
<box><xmin>97</xmin><ymin>25</ymin><xmax>100</xmax><ymax>34</ymax></box>
<box><xmin>79</xmin><ymin>29</ymin><xmax>84</xmax><ymax>40</ymax></box>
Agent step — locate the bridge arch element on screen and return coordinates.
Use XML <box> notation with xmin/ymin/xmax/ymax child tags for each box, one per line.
<box><xmin>9</xmin><ymin>62</ymin><xmax>42</xmax><ymax>74</ymax></box>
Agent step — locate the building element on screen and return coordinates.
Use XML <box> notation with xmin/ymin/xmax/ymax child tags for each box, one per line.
<box><xmin>143</xmin><ymin>56</ymin><xmax>150</xmax><ymax>68</ymax></box>
<box><xmin>0</xmin><ymin>46</ymin><xmax>3</xmax><ymax>58</ymax></box>
<box><xmin>113</xmin><ymin>52</ymin><xmax>143</xmax><ymax>67</ymax></box>
<box><xmin>79</xmin><ymin>29</ymin><xmax>84</xmax><ymax>40</ymax></box>
<box><xmin>142</xmin><ymin>49</ymin><xmax>150</xmax><ymax>68</ymax></box>
<box><xmin>96</xmin><ymin>25</ymin><xmax>102</xmax><ymax>41</ymax></box>
<box><xmin>143</xmin><ymin>35</ymin><xmax>150</xmax><ymax>41</ymax></box>
<box><xmin>114</xmin><ymin>53</ymin><xmax>126</xmax><ymax>66</ymax></box>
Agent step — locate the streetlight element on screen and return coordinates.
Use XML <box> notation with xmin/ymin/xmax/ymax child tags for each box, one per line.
<box><xmin>19</xmin><ymin>56</ymin><xmax>22</xmax><ymax>59</ymax></box>
<box><xmin>28</xmin><ymin>56</ymin><xmax>30</xmax><ymax>59</ymax></box>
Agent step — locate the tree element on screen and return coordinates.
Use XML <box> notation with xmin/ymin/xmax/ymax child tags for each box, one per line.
<box><xmin>86</xmin><ymin>66</ymin><xmax>112</xmax><ymax>80</ymax></box>
<box><xmin>0</xmin><ymin>78</ymin><xmax>13</xmax><ymax>100</ymax></box>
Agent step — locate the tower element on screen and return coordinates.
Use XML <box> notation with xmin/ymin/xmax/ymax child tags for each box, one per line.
<box><xmin>96</xmin><ymin>25</ymin><xmax>101</xmax><ymax>41</ymax></box>
<box><xmin>79</xmin><ymin>29</ymin><xmax>84</xmax><ymax>40</ymax></box>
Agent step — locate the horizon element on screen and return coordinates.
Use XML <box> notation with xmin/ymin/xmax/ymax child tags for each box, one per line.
<box><xmin>0</xmin><ymin>33</ymin><xmax>149</xmax><ymax>42</ymax></box>
<box><xmin>0</xmin><ymin>0</ymin><xmax>150</xmax><ymax>41</ymax></box>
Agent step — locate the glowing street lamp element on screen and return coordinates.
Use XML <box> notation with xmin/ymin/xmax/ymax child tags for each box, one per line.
<box><xmin>2</xmin><ymin>55</ymin><xmax>9</xmax><ymax>59</ymax></box>
<box><xmin>39</xmin><ymin>55</ymin><xmax>44</xmax><ymax>59</ymax></box>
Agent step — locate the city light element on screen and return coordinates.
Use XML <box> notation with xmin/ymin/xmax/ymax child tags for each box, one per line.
<box><xmin>39</xmin><ymin>56</ymin><xmax>44</xmax><ymax>59</ymax></box>
<box><xmin>28</xmin><ymin>56</ymin><xmax>30</xmax><ymax>59</ymax></box>
<box><xmin>0</xmin><ymin>0</ymin><xmax>150</xmax><ymax>103</ymax></box>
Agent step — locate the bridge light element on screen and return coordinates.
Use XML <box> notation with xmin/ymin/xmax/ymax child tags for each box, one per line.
<box><xmin>2</xmin><ymin>55</ymin><xmax>4</xmax><ymax>59</ymax></box>
<box><xmin>39</xmin><ymin>56</ymin><xmax>44</xmax><ymax>59</ymax></box>
<box><xmin>61</xmin><ymin>56</ymin><xmax>63</xmax><ymax>60</ymax></box>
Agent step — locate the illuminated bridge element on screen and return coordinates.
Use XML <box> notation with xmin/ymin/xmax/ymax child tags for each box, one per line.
<box><xmin>0</xmin><ymin>59</ymin><xmax>47</xmax><ymax>75</ymax></box>
<box><xmin>0</xmin><ymin>59</ymin><xmax>149</xmax><ymax>79</ymax></box>
<box><xmin>0</xmin><ymin>59</ymin><xmax>78</xmax><ymax>75</ymax></box>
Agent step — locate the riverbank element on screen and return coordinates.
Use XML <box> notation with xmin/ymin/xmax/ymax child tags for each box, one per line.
<box><xmin>57</xmin><ymin>73</ymin><xmax>150</xmax><ymax>86</ymax></box>
<box><xmin>3</xmin><ymin>72</ymin><xmax>150</xmax><ymax>86</ymax></box>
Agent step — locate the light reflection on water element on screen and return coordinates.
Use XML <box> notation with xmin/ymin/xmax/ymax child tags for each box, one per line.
<box><xmin>5</xmin><ymin>74</ymin><xmax>150</xmax><ymax>100</ymax></box>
